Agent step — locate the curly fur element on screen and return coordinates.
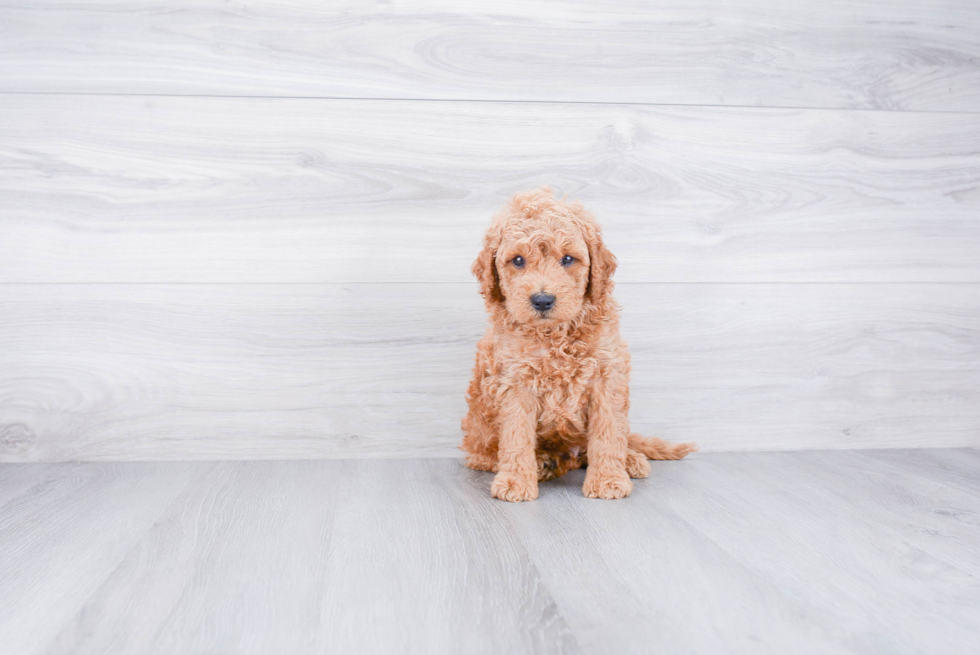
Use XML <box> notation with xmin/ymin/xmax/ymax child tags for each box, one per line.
<box><xmin>461</xmin><ymin>188</ymin><xmax>697</xmax><ymax>501</ymax></box>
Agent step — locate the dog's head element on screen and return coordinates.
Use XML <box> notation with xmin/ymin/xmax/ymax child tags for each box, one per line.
<box><xmin>473</xmin><ymin>188</ymin><xmax>617</xmax><ymax>327</ymax></box>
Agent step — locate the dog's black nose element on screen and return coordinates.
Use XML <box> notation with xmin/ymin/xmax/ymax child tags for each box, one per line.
<box><xmin>530</xmin><ymin>292</ymin><xmax>556</xmax><ymax>312</ymax></box>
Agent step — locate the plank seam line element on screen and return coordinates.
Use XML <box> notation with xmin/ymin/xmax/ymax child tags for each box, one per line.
<box><xmin>2</xmin><ymin>281</ymin><xmax>980</xmax><ymax>287</ymax></box>
<box><xmin>2</xmin><ymin>91</ymin><xmax>979</xmax><ymax>116</ymax></box>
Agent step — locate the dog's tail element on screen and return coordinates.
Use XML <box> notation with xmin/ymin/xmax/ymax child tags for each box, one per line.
<box><xmin>627</xmin><ymin>434</ymin><xmax>698</xmax><ymax>460</ymax></box>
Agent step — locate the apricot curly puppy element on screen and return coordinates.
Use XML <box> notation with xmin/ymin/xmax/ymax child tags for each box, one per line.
<box><xmin>461</xmin><ymin>188</ymin><xmax>697</xmax><ymax>502</ymax></box>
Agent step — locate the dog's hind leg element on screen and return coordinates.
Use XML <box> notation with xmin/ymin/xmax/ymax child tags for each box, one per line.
<box><xmin>461</xmin><ymin>409</ymin><xmax>499</xmax><ymax>472</ymax></box>
<box><xmin>624</xmin><ymin>448</ymin><xmax>650</xmax><ymax>478</ymax></box>
<box><xmin>537</xmin><ymin>448</ymin><xmax>585</xmax><ymax>481</ymax></box>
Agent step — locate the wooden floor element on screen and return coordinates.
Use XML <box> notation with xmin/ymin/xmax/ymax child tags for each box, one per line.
<box><xmin>2</xmin><ymin>449</ymin><xmax>979</xmax><ymax>654</ymax></box>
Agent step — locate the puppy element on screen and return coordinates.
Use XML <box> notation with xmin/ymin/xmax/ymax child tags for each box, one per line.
<box><xmin>461</xmin><ymin>188</ymin><xmax>697</xmax><ymax>501</ymax></box>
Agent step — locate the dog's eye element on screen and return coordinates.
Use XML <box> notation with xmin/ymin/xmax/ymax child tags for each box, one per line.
<box><xmin>561</xmin><ymin>255</ymin><xmax>575</xmax><ymax>267</ymax></box>
<box><xmin>511</xmin><ymin>256</ymin><xmax>525</xmax><ymax>268</ymax></box>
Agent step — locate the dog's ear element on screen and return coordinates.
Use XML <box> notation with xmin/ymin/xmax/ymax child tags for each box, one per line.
<box><xmin>586</xmin><ymin>226</ymin><xmax>618</xmax><ymax>305</ymax></box>
<box><xmin>472</xmin><ymin>226</ymin><xmax>505</xmax><ymax>305</ymax></box>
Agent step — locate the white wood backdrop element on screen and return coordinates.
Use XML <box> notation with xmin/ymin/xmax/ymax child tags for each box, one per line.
<box><xmin>0</xmin><ymin>0</ymin><xmax>978</xmax><ymax>460</ymax></box>
<box><xmin>2</xmin><ymin>0</ymin><xmax>980</xmax><ymax>110</ymax></box>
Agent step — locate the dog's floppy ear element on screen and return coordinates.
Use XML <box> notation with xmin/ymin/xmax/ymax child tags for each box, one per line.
<box><xmin>568</xmin><ymin>200</ymin><xmax>617</xmax><ymax>304</ymax></box>
<box><xmin>585</xmin><ymin>224</ymin><xmax>618</xmax><ymax>305</ymax></box>
<box><xmin>472</xmin><ymin>224</ymin><xmax>505</xmax><ymax>305</ymax></box>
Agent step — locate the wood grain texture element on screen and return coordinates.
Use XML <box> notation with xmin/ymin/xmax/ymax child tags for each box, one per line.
<box><xmin>1</xmin><ymin>283</ymin><xmax>977</xmax><ymax>462</ymax></box>
<box><xmin>1</xmin><ymin>0</ymin><xmax>979</xmax><ymax>111</ymax></box>
<box><xmin>501</xmin><ymin>468</ymin><xmax>852</xmax><ymax>654</ymax></box>
<box><xmin>863</xmin><ymin>447</ymin><xmax>980</xmax><ymax>498</ymax></box>
<box><xmin>0</xmin><ymin>463</ymin><xmax>54</xmax><ymax>510</ymax></box>
<box><xmin>2</xmin><ymin>452</ymin><xmax>979</xmax><ymax>654</ymax></box>
<box><xmin>48</xmin><ymin>461</ymin><xmax>345</xmax><ymax>654</ymax></box>
<box><xmin>2</xmin><ymin>96</ymin><xmax>980</xmax><ymax>284</ymax></box>
<box><xmin>314</xmin><ymin>460</ymin><xmax>579</xmax><ymax>654</ymax></box>
<box><xmin>0</xmin><ymin>462</ymin><xmax>210</xmax><ymax>655</ymax></box>
<box><xmin>646</xmin><ymin>450</ymin><xmax>980</xmax><ymax>654</ymax></box>
<box><xmin>776</xmin><ymin>450</ymin><xmax>980</xmax><ymax>579</ymax></box>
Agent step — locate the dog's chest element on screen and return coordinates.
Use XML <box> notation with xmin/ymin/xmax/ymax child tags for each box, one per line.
<box><xmin>517</xmin><ymin>349</ymin><xmax>598</xmax><ymax>435</ymax></box>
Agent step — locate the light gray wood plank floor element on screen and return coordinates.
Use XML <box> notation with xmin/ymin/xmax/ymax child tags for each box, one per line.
<box><xmin>1</xmin><ymin>450</ymin><xmax>978</xmax><ymax>654</ymax></box>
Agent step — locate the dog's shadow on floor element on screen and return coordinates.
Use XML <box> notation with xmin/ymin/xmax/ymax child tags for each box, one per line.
<box><xmin>538</xmin><ymin>468</ymin><xmax>588</xmax><ymax>499</ymax></box>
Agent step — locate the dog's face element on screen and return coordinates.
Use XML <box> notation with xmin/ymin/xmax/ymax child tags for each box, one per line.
<box><xmin>473</xmin><ymin>188</ymin><xmax>617</xmax><ymax>328</ymax></box>
<box><xmin>494</xmin><ymin>218</ymin><xmax>590</xmax><ymax>325</ymax></box>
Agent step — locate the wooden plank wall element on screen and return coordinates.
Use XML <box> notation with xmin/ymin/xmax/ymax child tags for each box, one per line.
<box><xmin>1</xmin><ymin>0</ymin><xmax>978</xmax><ymax>460</ymax></box>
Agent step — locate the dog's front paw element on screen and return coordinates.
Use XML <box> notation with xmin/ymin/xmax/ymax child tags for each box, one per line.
<box><xmin>491</xmin><ymin>471</ymin><xmax>538</xmax><ymax>502</ymax></box>
<box><xmin>625</xmin><ymin>449</ymin><xmax>650</xmax><ymax>479</ymax></box>
<box><xmin>583</xmin><ymin>468</ymin><xmax>633</xmax><ymax>499</ymax></box>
